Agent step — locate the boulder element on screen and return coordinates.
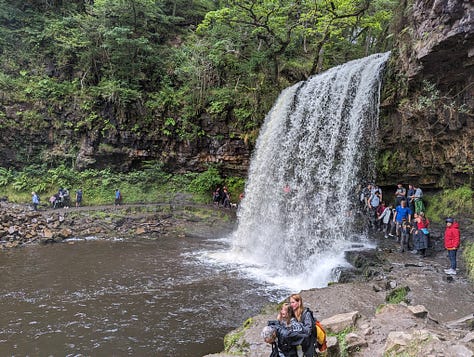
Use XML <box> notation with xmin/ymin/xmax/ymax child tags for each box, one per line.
<box><xmin>321</xmin><ymin>311</ymin><xmax>360</xmax><ymax>333</ymax></box>
<box><xmin>407</xmin><ymin>304</ymin><xmax>429</xmax><ymax>318</ymax></box>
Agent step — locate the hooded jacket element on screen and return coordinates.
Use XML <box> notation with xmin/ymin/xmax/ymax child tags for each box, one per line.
<box><xmin>444</xmin><ymin>222</ymin><xmax>460</xmax><ymax>250</ymax></box>
<box><xmin>300</xmin><ymin>308</ymin><xmax>316</xmax><ymax>357</ymax></box>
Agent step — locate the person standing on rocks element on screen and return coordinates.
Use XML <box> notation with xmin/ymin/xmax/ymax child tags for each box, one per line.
<box><xmin>406</xmin><ymin>184</ymin><xmax>416</xmax><ymax>218</ymax></box>
<box><xmin>114</xmin><ymin>189</ymin><xmax>122</xmax><ymax>206</ymax></box>
<box><xmin>393</xmin><ymin>199</ymin><xmax>412</xmax><ymax>239</ymax></box>
<box><xmin>31</xmin><ymin>192</ymin><xmax>40</xmax><ymax>211</ymax></box>
<box><xmin>444</xmin><ymin>217</ymin><xmax>460</xmax><ymax>275</ymax></box>
<box><xmin>289</xmin><ymin>294</ymin><xmax>316</xmax><ymax>357</ymax></box>
<box><xmin>410</xmin><ymin>184</ymin><xmax>425</xmax><ymax>214</ymax></box>
<box><xmin>394</xmin><ymin>183</ymin><xmax>406</xmax><ymax>206</ymax></box>
<box><xmin>75</xmin><ymin>188</ymin><xmax>83</xmax><ymax>207</ymax></box>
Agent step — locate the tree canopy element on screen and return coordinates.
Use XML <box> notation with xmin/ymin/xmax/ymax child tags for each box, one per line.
<box><xmin>0</xmin><ymin>0</ymin><xmax>397</xmax><ymax>168</ymax></box>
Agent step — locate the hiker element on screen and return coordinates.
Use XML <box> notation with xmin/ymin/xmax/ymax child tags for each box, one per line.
<box><xmin>444</xmin><ymin>217</ymin><xmax>460</xmax><ymax>275</ymax></box>
<box><xmin>278</xmin><ymin>302</ymin><xmax>304</xmax><ymax>356</ymax></box>
<box><xmin>394</xmin><ymin>183</ymin><xmax>406</xmax><ymax>206</ymax></box>
<box><xmin>31</xmin><ymin>192</ymin><xmax>40</xmax><ymax>211</ymax></box>
<box><xmin>413</xmin><ymin>213</ymin><xmax>430</xmax><ymax>256</ymax></box>
<box><xmin>410</xmin><ymin>184</ymin><xmax>425</xmax><ymax>214</ymax></box>
<box><xmin>399</xmin><ymin>219</ymin><xmax>411</xmax><ymax>252</ymax></box>
<box><xmin>419</xmin><ymin>212</ymin><xmax>431</xmax><ymax>248</ymax></box>
<box><xmin>393</xmin><ymin>199</ymin><xmax>412</xmax><ymax>239</ymax></box>
<box><xmin>262</xmin><ymin>323</ymin><xmax>305</xmax><ymax>357</ymax></box>
<box><xmin>406</xmin><ymin>184</ymin><xmax>416</xmax><ymax>218</ymax></box>
<box><xmin>375</xmin><ymin>200</ymin><xmax>386</xmax><ymax>231</ymax></box>
<box><xmin>367</xmin><ymin>188</ymin><xmax>381</xmax><ymax>229</ymax></box>
<box><xmin>114</xmin><ymin>189</ymin><xmax>122</xmax><ymax>206</ymax></box>
<box><xmin>75</xmin><ymin>188</ymin><xmax>83</xmax><ymax>207</ymax></box>
<box><xmin>62</xmin><ymin>188</ymin><xmax>71</xmax><ymax>208</ymax></box>
<box><xmin>378</xmin><ymin>203</ymin><xmax>393</xmax><ymax>238</ymax></box>
<box><xmin>289</xmin><ymin>294</ymin><xmax>316</xmax><ymax>357</ymax></box>
<box><xmin>212</xmin><ymin>187</ymin><xmax>221</xmax><ymax>206</ymax></box>
<box><xmin>222</xmin><ymin>187</ymin><xmax>231</xmax><ymax>208</ymax></box>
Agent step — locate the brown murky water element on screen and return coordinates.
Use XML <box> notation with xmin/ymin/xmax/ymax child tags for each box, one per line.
<box><xmin>0</xmin><ymin>237</ymin><xmax>286</xmax><ymax>356</ymax></box>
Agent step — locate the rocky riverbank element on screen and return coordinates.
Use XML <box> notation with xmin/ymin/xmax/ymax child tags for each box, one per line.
<box><xmin>0</xmin><ymin>200</ymin><xmax>236</xmax><ymax>248</ymax></box>
<box><xmin>206</xmin><ymin>219</ymin><xmax>474</xmax><ymax>357</ymax></box>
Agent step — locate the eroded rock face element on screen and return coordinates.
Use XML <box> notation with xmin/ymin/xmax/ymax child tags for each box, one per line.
<box><xmin>73</xmin><ymin>119</ymin><xmax>252</xmax><ymax>176</ymax></box>
<box><xmin>379</xmin><ymin>0</ymin><xmax>474</xmax><ymax>188</ymax></box>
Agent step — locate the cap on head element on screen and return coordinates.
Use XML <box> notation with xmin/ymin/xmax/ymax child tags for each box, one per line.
<box><xmin>261</xmin><ymin>325</ymin><xmax>276</xmax><ymax>340</ymax></box>
<box><xmin>445</xmin><ymin>217</ymin><xmax>454</xmax><ymax>223</ymax></box>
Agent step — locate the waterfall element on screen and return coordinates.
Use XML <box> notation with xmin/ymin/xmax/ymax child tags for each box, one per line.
<box><xmin>231</xmin><ymin>52</ymin><xmax>391</xmax><ymax>290</ymax></box>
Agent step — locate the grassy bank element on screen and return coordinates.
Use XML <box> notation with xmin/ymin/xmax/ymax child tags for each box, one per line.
<box><xmin>0</xmin><ymin>164</ymin><xmax>245</xmax><ymax>206</ymax></box>
<box><xmin>424</xmin><ymin>186</ymin><xmax>474</xmax><ymax>281</ymax></box>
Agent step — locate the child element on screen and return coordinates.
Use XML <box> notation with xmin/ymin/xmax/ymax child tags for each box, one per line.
<box><xmin>378</xmin><ymin>203</ymin><xmax>393</xmax><ymax>238</ymax></box>
<box><xmin>444</xmin><ymin>218</ymin><xmax>460</xmax><ymax>275</ymax></box>
<box><xmin>278</xmin><ymin>303</ymin><xmax>294</xmax><ymax>326</ymax></box>
<box><xmin>400</xmin><ymin>219</ymin><xmax>411</xmax><ymax>253</ymax></box>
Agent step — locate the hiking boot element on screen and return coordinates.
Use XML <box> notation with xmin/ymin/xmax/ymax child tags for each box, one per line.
<box><xmin>384</xmin><ymin>235</ymin><xmax>388</xmax><ymax>239</ymax></box>
<box><xmin>444</xmin><ymin>269</ymin><xmax>457</xmax><ymax>275</ymax></box>
<box><xmin>388</xmin><ymin>233</ymin><xmax>395</xmax><ymax>237</ymax></box>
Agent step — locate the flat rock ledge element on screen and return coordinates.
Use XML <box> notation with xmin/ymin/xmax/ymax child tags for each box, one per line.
<box><xmin>207</xmin><ymin>304</ymin><xmax>473</xmax><ymax>357</ymax></box>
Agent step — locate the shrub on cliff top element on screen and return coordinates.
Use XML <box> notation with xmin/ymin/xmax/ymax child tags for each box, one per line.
<box><xmin>424</xmin><ymin>185</ymin><xmax>473</xmax><ymax>223</ymax></box>
<box><xmin>463</xmin><ymin>243</ymin><xmax>474</xmax><ymax>282</ymax></box>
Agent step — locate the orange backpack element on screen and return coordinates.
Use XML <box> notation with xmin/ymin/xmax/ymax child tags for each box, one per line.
<box><xmin>315</xmin><ymin>320</ymin><xmax>327</xmax><ymax>352</ymax></box>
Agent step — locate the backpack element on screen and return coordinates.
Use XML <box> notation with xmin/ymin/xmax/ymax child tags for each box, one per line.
<box><xmin>315</xmin><ymin>320</ymin><xmax>327</xmax><ymax>352</ymax></box>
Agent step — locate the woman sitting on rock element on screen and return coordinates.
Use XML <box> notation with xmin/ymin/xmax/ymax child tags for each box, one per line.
<box><xmin>289</xmin><ymin>293</ymin><xmax>316</xmax><ymax>357</ymax></box>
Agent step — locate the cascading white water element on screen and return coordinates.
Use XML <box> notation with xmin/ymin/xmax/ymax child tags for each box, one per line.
<box><xmin>231</xmin><ymin>52</ymin><xmax>391</xmax><ymax>290</ymax></box>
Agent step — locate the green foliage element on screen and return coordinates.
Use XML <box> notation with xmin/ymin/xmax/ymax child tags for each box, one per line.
<box><xmin>0</xmin><ymin>0</ymin><xmax>398</xmax><ymax>166</ymax></box>
<box><xmin>223</xmin><ymin>317</ymin><xmax>252</xmax><ymax>354</ymax></box>
<box><xmin>376</xmin><ymin>150</ymin><xmax>399</xmax><ymax>177</ymax></box>
<box><xmin>463</xmin><ymin>242</ymin><xmax>474</xmax><ymax>282</ymax></box>
<box><xmin>385</xmin><ymin>286</ymin><xmax>410</xmax><ymax>304</ymax></box>
<box><xmin>189</xmin><ymin>166</ymin><xmax>223</xmax><ymax>196</ymax></box>
<box><xmin>0</xmin><ymin>167</ymin><xmax>14</xmax><ymax>186</ymax></box>
<box><xmin>225</xmin><ymin>176</ymin><xmax>246</xmax><ymax>202</ymax></box>
<box><xmin>329</xmin><ymin>327</ymin><xmax>355</xmax><ymax>357</ymax></box>
<box><xmin>12</xmin><ymin>172</ymin><xmax>32</xmax><ymax>192</ymax></box>
<box><xmin>400</xmin><ymin>80</ymin><xmax>473</xmax><ymax>118</ymax></box>
<box><xmin>91</xmin><ymin>80</ymin><xmax>142</xmax><ymax>107</ymax></box>
<box><xmin>424</xmin><ymin>186</ymin><xmax>473</xmax><ymax>223</ymax></box>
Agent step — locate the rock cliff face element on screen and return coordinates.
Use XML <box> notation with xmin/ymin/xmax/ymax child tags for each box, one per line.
<box><xmin>0</xmin><ymin>1</ymin><xmax>472</xmax><ymax>186</ymax></box>
<box><xmin>378</xmin><ymin>0</ymin><xmax>474</xmax><ymax>188</ymax></box>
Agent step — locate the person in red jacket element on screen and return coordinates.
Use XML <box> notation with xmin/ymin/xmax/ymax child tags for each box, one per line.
<box><xmin>444</xmin><ymin>217</ymin><xmax>460</xmax><ymax>275</ymax></box>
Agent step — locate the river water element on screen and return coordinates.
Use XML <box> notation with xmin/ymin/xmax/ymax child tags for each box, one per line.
<box><xmin>0</xmin><ymin>236</ymin><xmax>288</xmax><ymax>356</ymax></box>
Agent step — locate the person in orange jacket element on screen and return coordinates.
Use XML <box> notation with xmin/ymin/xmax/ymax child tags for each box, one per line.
<box><xmin>444</xmin><ymin>217</ymin><xmax>460</xmax><ymax>275</ymax></box>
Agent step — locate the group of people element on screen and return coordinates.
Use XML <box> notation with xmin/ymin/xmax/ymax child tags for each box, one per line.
<box><xmin>48</xmin><ymin>188</ymin><xmax>72</xmax><ymax>209</ymax></box>
<box><xmin>261</xmin><ymin>293</ymin><xmax>317</xmax><ymax>357</ymax></box>
<box><xmin>362</xmin><ymin>182</ymin><xmax>461</xmax><ymax>275</ymax></box>
<box><xmin>212</xmin><ymin>186</ymin><xmax>232</xmax><ymax>208</ymax></box>
<box><xmin>30</xmin><ymin>188</ymin><xmax>86</xmax><ymax>210</ymax></box>
<box><xmin>362</xmin><ymin>183</ymin><xmax>425</xmax><ymax>230</ymax></box>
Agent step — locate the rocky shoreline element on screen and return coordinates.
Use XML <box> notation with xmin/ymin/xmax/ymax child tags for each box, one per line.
<box><xmin>206</xmin><ymin>220</ymin><xmax>474</xmax><ymax>357</ymax></box>
<box><xmin>0</xmin><ymin>201</ymin><xmax>236</xmax><ymax>248</ymax></box>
